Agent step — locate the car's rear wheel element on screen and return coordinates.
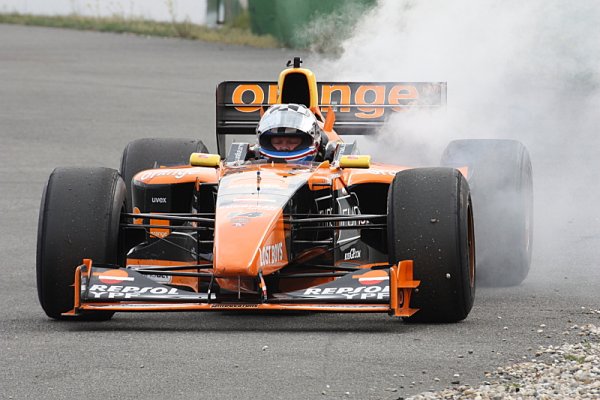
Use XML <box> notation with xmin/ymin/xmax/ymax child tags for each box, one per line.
<box><xmin>37</xmin><ymin>167</ymin><xmax>126</xmax><ymax>320</ymax></box>
<box><xmin>119</xmin><ymin>138</ymin><xmax>208</xmax><ymax>251</ymax></box>
<box><xmin>441</xmin><ymin>139</ymin><xmax>533</xmax><ymax>287</ymax></box>
<box><xmin>119</xmin><ymin>138</ymin><xmax>208</xmax><ymax>212</ymax></box>
<box><xmin>387</xmin><ymin>167</ymin><xmax>475</xmax><ymax>323</ymax></box>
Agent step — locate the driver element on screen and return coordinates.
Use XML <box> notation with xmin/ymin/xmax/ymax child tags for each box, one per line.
<box><xmin>256</xmin><ymin>103</ymin><xmax>324</xmax><ymax>162</ymax></box>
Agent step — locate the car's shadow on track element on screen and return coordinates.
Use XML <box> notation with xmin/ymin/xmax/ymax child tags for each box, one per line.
<box><xmin>36</xmin><ymin>311</ymin><xmax>469</xmax><ymax>334</ymax></box>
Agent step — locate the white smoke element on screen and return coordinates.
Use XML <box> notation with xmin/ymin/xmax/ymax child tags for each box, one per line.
<box><xmin>315</xmin><ymin>0</ymin><xmax>600</xmax><ymax>160</ymax></box>
<box><xmin>312</xmin><ymin>0</ymin><xmax>600</xmax><ymax>276</ymax></box>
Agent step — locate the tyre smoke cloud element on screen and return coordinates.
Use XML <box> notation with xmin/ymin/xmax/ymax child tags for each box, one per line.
<box><xmin>312</xmin><ymin>0</ymin><xmax>600</xmax><ymax>280</ymax></box>
<box><xmin>314</xmin><ymin>0</ymin><xmax>599</xmax><ymax>162</ymax></box>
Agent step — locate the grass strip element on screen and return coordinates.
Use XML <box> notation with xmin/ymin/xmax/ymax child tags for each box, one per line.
<box><xmin>0</xmin><ymin>12</ymin><xmax>280</xmax><ymax>48</ymax></box>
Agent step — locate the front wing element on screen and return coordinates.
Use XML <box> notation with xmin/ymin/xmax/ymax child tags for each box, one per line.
<box><xmin>64</xmin><ymin>259</ymin><xmax>420</xmax><ymax>317</ymax></box>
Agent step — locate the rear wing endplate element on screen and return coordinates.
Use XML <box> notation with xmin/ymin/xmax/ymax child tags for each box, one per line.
<box><xmin>215</xmin><ymin>81</ymin><xmax>446</xmax><ymax>157</ymax></box>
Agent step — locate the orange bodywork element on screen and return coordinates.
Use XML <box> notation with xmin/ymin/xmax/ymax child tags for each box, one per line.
<box><xmin>130</xmin><ymin>160</ymin><xmax>406</xmax><ymax>282</ymax></box>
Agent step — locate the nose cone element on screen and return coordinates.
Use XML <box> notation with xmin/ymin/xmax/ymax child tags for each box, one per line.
<box><xmin>213</xmin><ymin>206</ymin><xmax>287</xmax><ymax>277</ymax></box>
<box><xmin>213</xmin><ymin>164</ymin><xmax>319</xmax><ymax>277</ymax></box>
<box><xmin>212</xmin><ymin>168</ymin><xmax>295</xmax><ymax>277</ymax></box>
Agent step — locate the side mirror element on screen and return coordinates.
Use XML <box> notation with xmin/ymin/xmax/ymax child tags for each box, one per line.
<box><xmin>190</xmin><ymin>153</ymin><xmax>221</xmax><ymax>167</ymax></box>
<box><xmin>225</xmin><ymin>143</ymin><xmax>250</xmax><ymax>163</ymax></box>
<box><xmin>339</xmin><ymin>155</ymin><xmax>371</xmax><ymax>169</ymax></box>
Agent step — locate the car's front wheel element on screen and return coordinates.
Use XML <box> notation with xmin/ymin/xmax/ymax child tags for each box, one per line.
<box><xmin>387</xmin><ymin>167</ymin><xmax>475</xmax><ymax>323</ymax></box>
<box><xmin>37</xmin><ymin>167</ymin><xmax>126</xmax><ymax>320</ymax></box>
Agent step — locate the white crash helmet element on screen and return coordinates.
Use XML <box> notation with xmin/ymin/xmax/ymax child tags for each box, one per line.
<box><xmin>257</xmin><ymin>103</ymin><xmax>321</xmax><ymax>161</ymax></box>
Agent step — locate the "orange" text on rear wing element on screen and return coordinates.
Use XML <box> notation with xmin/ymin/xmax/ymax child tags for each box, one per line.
<box><xmin>215</xmin><ymin>81</ymin><xmax>447</xmax><ymax>156</ymax></box>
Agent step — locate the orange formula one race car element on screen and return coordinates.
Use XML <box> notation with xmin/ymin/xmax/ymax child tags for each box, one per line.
<box><xmin>37</xmin><ymin>58</ymin><xmax>532</xmax><ymax>323</ymax></box>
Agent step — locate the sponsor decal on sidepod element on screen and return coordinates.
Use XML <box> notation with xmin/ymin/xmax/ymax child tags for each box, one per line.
<box><xmin>344</xmin><ymin>248</ymin><xmax>362</xmax><ymax>260</ymax></box>
<box><xmin>138</xmin><ymin>168</ymin><xmax>210</xmax><ymax>182</ymax></box>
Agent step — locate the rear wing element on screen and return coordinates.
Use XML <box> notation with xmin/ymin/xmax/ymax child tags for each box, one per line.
<box><xmin>215</xmin><ymin>81</ymin><xmax>447</xmax><ymax>156</ymax></box>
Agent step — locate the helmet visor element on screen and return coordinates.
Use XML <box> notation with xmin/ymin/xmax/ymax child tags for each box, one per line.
<box><xmin>257</xmin><ymin>107</ymin><xmax>315</xmax><ymax>135</ymax></box>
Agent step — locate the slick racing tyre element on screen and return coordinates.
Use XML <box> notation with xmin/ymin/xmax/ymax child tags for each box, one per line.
<box><xmin>387</xmin><ymin>168</ymin><xmax>475</xmax><ymax>323</ymax></box>
<box><xmin>441</xmin><ymin>139</ymin><xmax>533</xmax><ymax>287</ymax></box>
<box><xmin>37</xmin><ymin>168</ymin><xmax>126</xmax><ymax>320</ymax></box>
<box><xmin>119</xmin><ymin>138</ymin><xmax>208</xmax><ymax>212</ymax></box>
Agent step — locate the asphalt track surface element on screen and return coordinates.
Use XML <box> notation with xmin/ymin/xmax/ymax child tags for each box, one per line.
<box><xmin>1</xmin><ymin>25</ymin><xmax>599</xmax><ymax>400</ymax></box>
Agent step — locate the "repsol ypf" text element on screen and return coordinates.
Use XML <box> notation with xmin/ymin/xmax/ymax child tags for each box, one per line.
<box><xmin>303</xmin><ymin>285</ymin><xmax>389</xmax><ymax>300</ymax></box>
<box><xmin>87</xmin><ymin>284</ymin><xmax>179</xmax><ymax>299</ymax></box>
